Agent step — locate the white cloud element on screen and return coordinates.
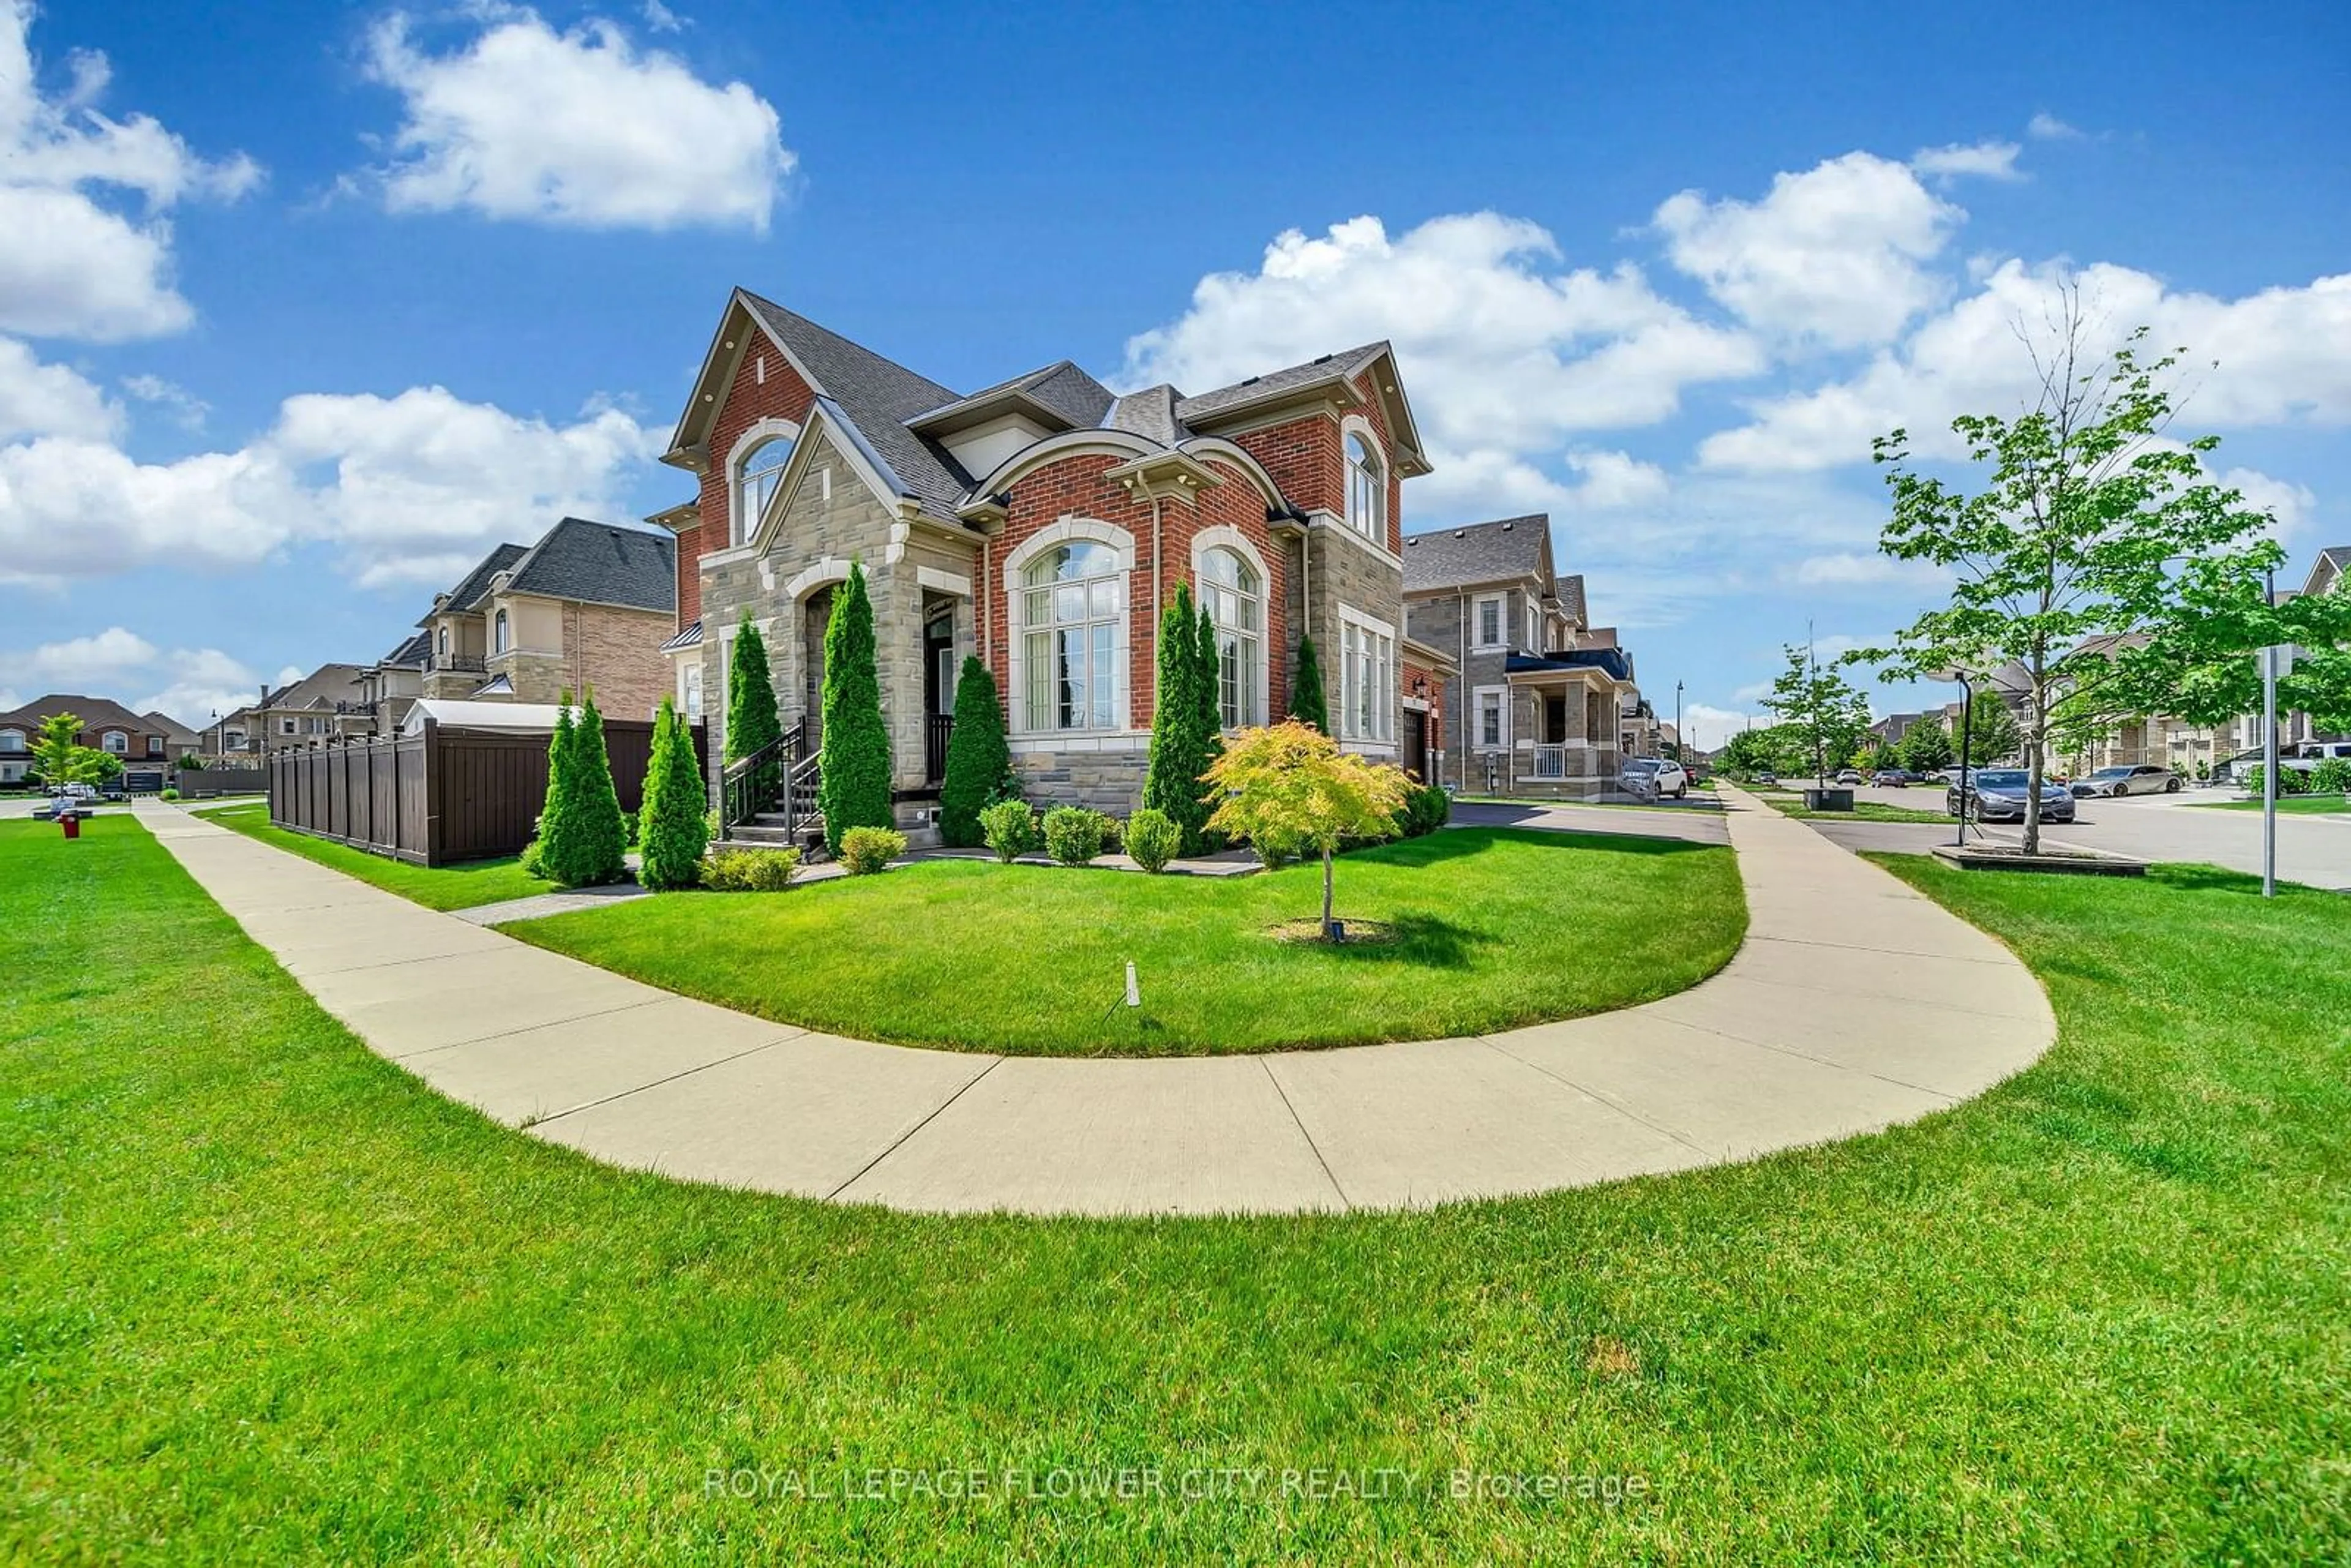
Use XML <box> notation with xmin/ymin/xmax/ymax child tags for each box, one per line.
<box><xmin>640</xmin><ymin>0</ymin><xmax>684</xmax><ymax>31</ymax></box>
<box><xmin>1122</xmin><ymin>211</ymin><xmax>1760</xmax><ymax>520</ymax></box>
<box><xmin>0</xmin><ymin>627</ymin><xmax>262</xmax><ymax>725</ymax></box>
<box><xmin>362</xmin><ymin>9</ymin><xmax>792</xmax><ymax>231</ymax></box>
<box><xmin>0</xmin><ymin>336</ymin><xmax>114</xmax><ymax>440</ymax></box>
<box><xmin>1654</xmin><ymin>151</ymin><xmax>1965</xmax><ymax>348</ymax></box>
<box><xmin>121</xmin><ymin>370</ymin><xmax>206</xmax><ymax>429</ymax></box>
<box><xmin>1910</xmin><ymin>140</ymin><xmax>2023</xmax><ymax>182</ymax></box>
<box><xmin>1701</xmin><ymin>260</ymin><xmax>2351</xmax><ymax>472</ymax></box>
<box><xmin>0</xmin><ymin>2</ymin><xmax>260</xmax><ymax>341</ymax></box>
<box><xmin>1786</xmin><ymin>552</ymin><xmax>1949</xmax><ymax>588</ymax></box>
<box><xmin>1564</xmin><ymin>449</ymin><xmax>1670</xmax><ymax>509</ymax></box>
<box><xmin>1682</xmin><ymin>702</ymin><xmax>1761</xmax><ymax>745</ymax></box>
<box><xmin>2027</xmin><ymin>113</ymin><xmax>2082</xmax><ymax>141</ymax></box>
<box><xmin>0</xmin><ymin>385</ymin><xmax>662</xmax><ymax>588</ymax></box>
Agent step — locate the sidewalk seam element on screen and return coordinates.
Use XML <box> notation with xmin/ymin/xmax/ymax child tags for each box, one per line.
<box><xmin>1258</xmin><ymin>1058</ymin><xmax>1355</xmax><ymax>1212</ymax></box>
<box><xmin>823</xmin><ymin>1057</ymin><xmax>1006</xmax><ymax>1201</ymax></box>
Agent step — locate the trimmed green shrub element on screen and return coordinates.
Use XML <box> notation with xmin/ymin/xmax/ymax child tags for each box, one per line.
<box><xmin>1395</xmin><ymin>782</ymin><xmax>1450</xmax><ymax>838</ymax></box>
<box><xmin>819</xmin><ymin>561</ymin><xmax>894</xmax><ymax>854</ymax></box>
<box><xmin>520</xmin><ymin>837</ymin><xmax>547</xmax><ymax>879</ymax></box>
<box><xmin>1289</xmin><ymin>634</ymin><xmax>1330</xmax><ymax>733</ymax></box>
<box><xmin>159</xmin><ymin>787</ymin><xmax>181</xmax><ymax>801</ymax></box>
<box><xmin>838</xmin><ymin>825</ymin><xmax>907</xmax><ymax>876</ymax></box>
<box><xmin>2244</xmin><ymin>764</ymin><xmax>2312</xmax><ymax>797</ymax></box>
<box><xmin>1042</xmin><ymin>805</ymin><xmax>1109</xmax><ymax>866</ymax></box>
<box><xmin>2311</xmin><ymin>757</ymin><xmax>2351</xmax><ymax>794</ymax></box>
<box><xmin>534</xmin><ymin>699</ymin><xmax>579</xmax><ymax>876</ymax></box>
<box><xmin>724</xmin><ymin>614</ymin><xmax>782</xmax><ymax>806</ymax></box>
<box><xmin>1142</xmin><ymin>582</ymin><xmax>1220</xmax><ymax>855</ymax></box>
<box><xmin>939</xmin><ymin>655</ymin><xmax>1013</xmax><ymax>847</ymax></box>
<box><xmin>637</xmin><ymin>697</ymin><xmax>710</xmax><ymax>890</ymax></box>
<box><xmin>176</xmin><ymin>754</ymin><xmax>205</xmax><ymax>771</ymax></box>
<box><xmin>1123</xmin><ymin>808</ymin><xmax>1181</xmax><ymax>872</ymax></box>
<box><xmin>702</xmin><ymin>846</ymin><xmax>800</xmax><ymax>891</ymax></box>
<box><xmin>978</xmin><ymin>800</ymin><xmax>1036</xmax><ymax>863</ymax></box>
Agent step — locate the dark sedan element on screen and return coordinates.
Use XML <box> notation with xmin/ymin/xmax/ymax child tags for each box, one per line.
<box><xmin>1947</xmin><ymin>769</ymin><xmax>2076</xmax><ymax>823</ymax></box>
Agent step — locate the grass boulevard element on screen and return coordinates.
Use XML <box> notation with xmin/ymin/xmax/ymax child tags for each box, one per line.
<box><xmin>504</xmin><ymin>826</ymin><xmax>1742</xmax><ymax>1056</ymax></box>
<box><xmin>3</xmin><ymin>812</ymin><xmax>2347</xmax><ymax>1561</ymax></box>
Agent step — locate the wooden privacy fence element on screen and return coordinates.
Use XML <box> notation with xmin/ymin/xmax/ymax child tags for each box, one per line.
<box><xmin>269</xmin><ymin>718</ymin><xmax>703</xmax><ymax>866</ymax></box>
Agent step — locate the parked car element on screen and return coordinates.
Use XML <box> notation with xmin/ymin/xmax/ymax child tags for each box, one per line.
<box><xmin>1752</xmin><ymin>770</ymin><xmax>1779</xmax><ymax>787</ymax></box>
<box><xmin>2285</xmin><ymin>740</ymin><xmax>2351</xmax><ymax>774</ymax></box>
<box><xmin>1834</xmin><ymin>768</ymin><xmax>1865</xmax><ymax>785</ymax></box>
<box><xmin>50</xmin><ymin>781</ymin><xmax>97</xmax><ymax>802</ymax></box>
<box><xmin>32</xmin><ymin>796</ymin><xmax>92</xmax><ymax>821</ymax></box>
<box><xmin>2070</xmin><ymin>763</ymin><xmax>2181</xmax><ymax>798</ymax></box>
<box><xmin>1621</xmin><ymin>757</ymin><xmax>1690</xmax><ymax>800</ymax></box>
<box><xmin>1948</xmin><ymin>769</ymin><xmax>2077</xmax><ymax>823</ymax></box>
<box><xmin>1872</xmin><ymin>768</ymin><xmax>1916</xmax><ymax>787</ymax></box>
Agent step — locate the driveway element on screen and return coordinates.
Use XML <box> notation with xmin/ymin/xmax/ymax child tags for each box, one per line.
<box><xmin>1451</xmin><ymin>797</ymin><xmax>1729</xmax><ymax>846</ymax></box>
<box><xmin>1798</xmin><ymin>786</ymin><xmax>2351</xmax><ymax>893</ymax></box>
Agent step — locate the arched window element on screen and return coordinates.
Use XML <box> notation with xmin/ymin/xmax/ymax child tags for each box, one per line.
<box><xmin>1022</xmin><ymin>542</ymin><xmax>1122</xmax><ymax>731</ymax></box>
<box><xmin>493</xmin><ymin>609</ymin><xmax>510</xmax><ymax>654</ymax></box>
<box><xmin>1345</xmin><ymin>432</ymin><xmax>1384</xmax><ymax>539</ymax></box>
<box><xmin>437</xmin><ymin>626</ymin><xmax>449</xmax><ymax>658</ymax></box>
<box><xmin>735</xmin><ymin>436</ymin><xmax>794</xmax><ymax>544</ymax></box>
<box><xmin>1199</xmin><ymin>547</ymin><xmax>1261</xmax><ymax>729</ymax></box>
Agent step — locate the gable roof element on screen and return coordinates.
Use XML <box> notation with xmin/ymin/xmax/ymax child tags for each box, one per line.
<box><xmin>2308</xmin><ymin>545</ymin><xmax>2350</xmax><ymax>595</ymax></box>
<box><xmin>1556</xmin><ymin>572</ymin><xmax>1588</xmax><ymax>627</ymax></box>
<box><xmin>502</xmin><ymin>517</ymin><xmax>675</xmax><ymax>614</ymax></box>
<box><xmin>425</xmin><ymin>542</ymin><xmax>530</xmax><ymax>623</ymax></box>
<box><xmin>141</xmin><ymin>710</ymin><xmax>200</xmax><ymax>742</ymax></box>
<box><xmin>377</xmin><ymin>631</ymin><xmax>432</xmax><ymax>669</ymax></box>
<box><xmin>907</xmin><ymin>359</ymin><xmax>1116</xmax><ymax>436</ymax></box>
<box><xmin>260</xmin><ymin>664</ymin><xmax>371</xmax><ymax>711</ymax></box>
<box><xmin>738</xmin><ymin>292</ymin><xmax>973</xmax><ymax>516</ymax></box>
<box><xmin>0</xmin><ymin>694</ymin><xmax>170</xmax><ymax>737</ymax></box>
<box><xmin>1400</xmin><ymin>515</ymin><xmax>1554</xmax><ymax>593</ymax></box>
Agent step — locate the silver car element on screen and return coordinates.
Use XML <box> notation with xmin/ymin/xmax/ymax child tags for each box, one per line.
<box><xmin>2069</xmin><ymin>763</ymin><xmax>2180</xmax><ymax>798</ymax></box>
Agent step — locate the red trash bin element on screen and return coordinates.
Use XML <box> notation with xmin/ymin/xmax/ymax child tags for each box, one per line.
<box><xmin>61</xmin><ymin>812</ymin><xmax>81</xmax><ymax>839</ymax></box>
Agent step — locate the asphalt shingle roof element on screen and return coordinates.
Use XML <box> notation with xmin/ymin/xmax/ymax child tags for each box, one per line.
<box><xmin>741</xmin><ymin>292</ymin><xmax>973</xmax><ymax>516</ymax></box>
<box><xmin>504</xmin><ymin>517</ymin><xmax>676</xmax><ymax>614</ymax></box>
<box><xmin>1103</xmin><ymin>384</ymin><xmax>1191</xmax><ymax>446</ymax></box>
<box><xmin>1556</xmin><ymin>572</ymin><xmax>1588</xmax><ymax>626</ymax></box>
<box><xmin>0</xmin><ymin>694</ymin><xmax>176</xmax><ymax>738</ymax></box>
<box><xmin>378</xmin><ymin>631</ymin><xmax>432</xmax><ymax>669</ymax></box>
<box><xmin>1400</xmin><ymin>515</ymin><xmax>1551</xmax><ymax>592</ymax></box>
<box><xmin>1172</xmin><ymin>343</ymin><xmax>1388</xmax><ymax>425</ymax></box>
<box><xmin>431</xmin><ymin>542</ymin><xmax>530</xmax><ymax>620</ymax></box>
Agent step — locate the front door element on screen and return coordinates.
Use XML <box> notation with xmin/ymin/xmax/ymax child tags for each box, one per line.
<box><xmin>1402</xmin><ymin>708</ymin><xmax>1428</xmax><ymax>781</ymax></box>
<box><xmin>803</xmin><ymin>587</ymin><xmax>831</xmax><ymax>749</ymax></box>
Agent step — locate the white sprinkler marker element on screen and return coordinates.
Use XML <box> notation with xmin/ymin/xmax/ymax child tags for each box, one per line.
<box><xmin>1125</xmin><ymin>960</ymin><xmax>1141</xmax><ymax>1008</ymax></box>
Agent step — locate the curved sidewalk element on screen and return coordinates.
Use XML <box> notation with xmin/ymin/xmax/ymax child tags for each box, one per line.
<box><xmin>138</xmin><ymin>790</ymin><xmax>2053</xmax><ymax>1217</ymax></box>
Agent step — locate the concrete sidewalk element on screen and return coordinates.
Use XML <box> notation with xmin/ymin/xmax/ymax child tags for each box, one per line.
<box><xmin>136</xmin><ymin>788</ymin><xmax>2052</xmax><ymax>1217</ymax></box>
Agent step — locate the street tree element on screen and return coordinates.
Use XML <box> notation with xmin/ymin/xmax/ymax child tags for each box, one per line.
<box><xmin>1761</xmin><ymin>645</ymin><xmax>1870</xmax><ymax>786</ymax></box>
<box><xmin>1205</xmin><ymin>721</ymin><xmax>1408</xmax><ymax>940</ymax></box>
<box><xmin>1863</xmin><ymin>302</ymin><xmax>2296</xmax><ymax>851</ymax></box>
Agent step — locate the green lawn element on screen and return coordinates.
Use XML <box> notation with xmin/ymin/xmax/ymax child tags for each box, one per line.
<box><xmin>503</xmin><ymin>828</ymin><xmax>1744</xmax><ymax>1056</ymax></box>
<box><xmin>1753</xmin><ymin>790</ymin><xmax>1954</xmax><ymax>824</ymax></box>
<box><xmin>6</xmin><ymin>816</ymin><xmax>2349</xmax><ymax>1562</ymax></box>
<box><xmin>2194</xmin><ymin>793</ymin><xmax>2351</xmax><ymax>814</ymax></box>
<box><xmin>193</xmin><ymin>800</ymin><xmax>559</xmax><ymax>910</ymax></box>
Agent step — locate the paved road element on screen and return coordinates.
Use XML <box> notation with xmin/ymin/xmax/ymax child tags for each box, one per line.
<box><xmin>1799</xmin><ymin>786</ymin><xmax>2351</xmax><ymax>893</ymax></box>
<box><xmin>135</xmin><ymin>792</ymin><xmax>2050</xmax><ymax>1217</ymax></box>
<box><xmin>1452</xmin><ymin>798</ymin><xmax>1730</xmax><ymax>846</ymax></box>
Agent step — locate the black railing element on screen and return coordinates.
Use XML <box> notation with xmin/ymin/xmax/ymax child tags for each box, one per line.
<box><xmin>925</xmin><ymin>712</ymin><xmax>955</xmax><ymax>784</ymax></box>
<box><xmin>721</xmin><ymin>721</ymin><xmax>811</xmax><ymax>838</ymax></box>
<box><xmin>429</xmin><ymin>653</ymin><xmax>486</xmax><ymax>675</ymax></box>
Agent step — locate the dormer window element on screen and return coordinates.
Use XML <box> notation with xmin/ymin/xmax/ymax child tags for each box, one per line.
<box><xmin>735</xmin><ymin>435</ymin><xmax>794</xmax><ymax>545</ymax></box>
<box><xmin>1345</xmin><ymin>432</ymin><xmax>1384</xmax><ymax>539</ymax></box>
<box><xmin>493</xmin><ymin>609</ymin><xmax>511</xmax><ymax>654</ymax></box>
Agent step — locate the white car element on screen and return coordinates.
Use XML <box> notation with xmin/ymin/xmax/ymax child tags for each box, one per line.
<box><xmin>2070</xmin><ymin>763</ymin><xmax>2180</xmax><ymax>798</ymax></box>
<box><xmin>1622</xmin><ymin>757</ymin><xmax>1690</xmax><ymax>799</ymax></box>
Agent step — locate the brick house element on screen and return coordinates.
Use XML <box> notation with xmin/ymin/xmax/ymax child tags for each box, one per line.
<box><xmin>1400</xmin><ymin>515</ymin><xmax>1646</xmax><ymax>799</ymax></box>
<box><xmin>415</xmin><ymin>518</ymin><xmax>677</xmax><ymax>718</ymax></box>
<box><xmin>652</xmin><ymin>288</ymin><xmax>1444</xmax><ymax>834</ymax></box>
<box><xmin>0</xmin><ymin>695</ymin><xmax>198</xmax><ymax>787</ymax></box>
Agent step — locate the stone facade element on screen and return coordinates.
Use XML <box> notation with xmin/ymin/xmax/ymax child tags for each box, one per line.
<box><xmin>488</xmin><ymin>599</ymin><xmax>673</xmax><ymax>718</ymax></box>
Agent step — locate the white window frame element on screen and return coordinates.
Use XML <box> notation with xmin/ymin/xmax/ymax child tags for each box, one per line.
<box><xmin>1473</xmin><ymin>593</ymin><xmax>1506</xmax><ymax>650</ymax></box>
<box><xmin>101</xmin><ymin>729</ymin><xmax>129</xmax><ymax>754</ymax></box>
<box><xmin>0</xmin><ymin>729</ymin><xmax>22</xmax><ymax>753</ymax></box>
<box><xmin>493</xmin><ymin>608</ymin><xmax>510</xmax><ymax>654</ymax></box>
<box><xmin>1191</xmin><ymin>525</ymin><xmax>1270</xmax><ymax>730</ymax></box>
<box><xmin>1474</xmin><ymin>685</ymin><xmax>1507</xmax><ymax>750</ymax></box>
<box><xmin>1343</xmin><ymin>420</ymin><xmax>1385</xmax><ymax>541</ymax></box>
<box><xmin>279</xmin><ymin>718</ymin><xmax>296</xmax><ymax>736</ymax></box>
<box><xmin>725</xmin><ymin>417</ymin><xmax>801</xmax><ymax>547</ymax></box>
<box><xmin>1337</xmin><ymin>604</ymin><xmax>1396</xmax><ymax>745</ymax></box>
<box><xmin>1003</xmin><ymin>519</ymin><xmax>1137</xmax><ymax>740</ymax></box>
<box><xmin>678</xmin><ymin>656</ymin><xmax>703</xmax><ymax>722</ymax></box>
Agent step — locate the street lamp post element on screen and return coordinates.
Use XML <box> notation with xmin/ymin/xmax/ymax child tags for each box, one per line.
<box><xmin>1674</xmin><ymin>680</ymin><xmax>1683</xmax><ymax>764</ymax></box>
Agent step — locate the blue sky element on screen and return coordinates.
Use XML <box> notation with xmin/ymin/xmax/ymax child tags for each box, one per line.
<box><xmin>2</xmin><ymin>0</ymin><xmax>2345</xmax><ymax>742</ymax></box>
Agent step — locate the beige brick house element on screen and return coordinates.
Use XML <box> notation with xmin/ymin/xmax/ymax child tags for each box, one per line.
<box><xmin>416</xmin><ymin>518</ymin><xmax>677</xmax><ymax>718</ymax></box>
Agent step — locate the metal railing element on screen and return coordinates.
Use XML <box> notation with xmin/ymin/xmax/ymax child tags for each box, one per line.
<box><xmin>720</xmin><ymin>721</ymin><xmax>813</xmax><ymax>840</ymax></box>
<box><xmin>1531</xmin><ymin>743</ymin><xmax>1569</xmax><ymax>780</ymax></box>
<box><xmin>925</xmin><ymin>712</ymin><xmax>956</xmax><ymax>784</ymax></box>
<box><xmin>429</xmin><ymin>653</ymin><xmax>486</xmax><ymax>675</ymax></box>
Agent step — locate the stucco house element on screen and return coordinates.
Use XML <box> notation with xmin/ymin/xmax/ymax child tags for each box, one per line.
<box><xmin>1399</xmin><ymin>516</ymin><xmax>1643</xmax><ymax>798</ymax></box>
<box><xmin>416</xmin><ymin>517</ymin><xmax>677</xmax><ymax>718</ymax></box>
<box><xmin>652</xmin><ymin>288</ymin><xmax>1445</xmax><ymax>836</ymax></box>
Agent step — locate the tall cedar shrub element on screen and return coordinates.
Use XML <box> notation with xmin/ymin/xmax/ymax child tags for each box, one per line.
<box><xmin>939</xmin><ymin>655</ymin><xmax>1012</xmax><ymax>847</ymax></box>
<box><xmin>1142</xmin><ymin>583</ymin><xmax>1215</xmax><ymax>853</ymax></box>
<box><xmin>1193</xmin><ymin>601</ymin><xmax>1227</xmax><ymax>849</ymax></box>
<box><xmin>725</xmin><ymin>614</ymin><xmax>782</xmax><ymax>806</ymax></box>
<box><xmin>530</xmin><ymin>698</ymin><xmax>579</xmax><ymax>879</ymax></box>
<box><xmin>637</xmin><ymin>697</ymin><xmax>709</xmax><ymax>889</ymax></box>
<box><xmin>1289</xmin><ymin>634</ymin><xmax>1330</xmax><ymax>733</ymax></box>
<box><xmin>561</xmin><ymin>691</ymin><xmax>630</xmax><ymax>887</ymax></box>
<box><xmin>818</xmin><ymin>560</ymin><xmax>894</xmax><ymax>854</ymax></box>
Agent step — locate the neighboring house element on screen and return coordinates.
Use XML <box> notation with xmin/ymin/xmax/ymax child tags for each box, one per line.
<box><xmin>353</xmin><ymin>632</ymin><xmax>432</xmax><ymax>736</ymax></box>
<box><xmin>1399</xmin><ymin>515</ymin><xmax>1642</xmax><ymax>798</ymax></box>
<box><xmin>1869</xmin><ymin>712</ymin><xmax>1922</xmax><ymax>748</ymax></box>
<box><xmin>652</xmin><ymin>288</ymin><xmax>1435</xmax><ymax>829</ymax></box>
<box><xmin>416</xmin><ymin>519</ymin><xmax>676</xmax><ymax>716</ymax></box>
<box><xmin>249</xmin><ymin>664</ymin><xmax>375</xmax><ymax>753</ymax></box>
<box><xmin>0</xmin><ymin>696</ymin><xmax>197</xmax><ymax>786</ymax></box>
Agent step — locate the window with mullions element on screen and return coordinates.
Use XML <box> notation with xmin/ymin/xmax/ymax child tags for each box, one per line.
<box><xmin>1199</xmin><ymin>547</ymin><xmax>1261</xmax><ymax>728</ymax></box>
<box><xmin>1023</xmin><ymin>542</ymin><xmax>1123</xmax><ymax>731</ymax></box>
